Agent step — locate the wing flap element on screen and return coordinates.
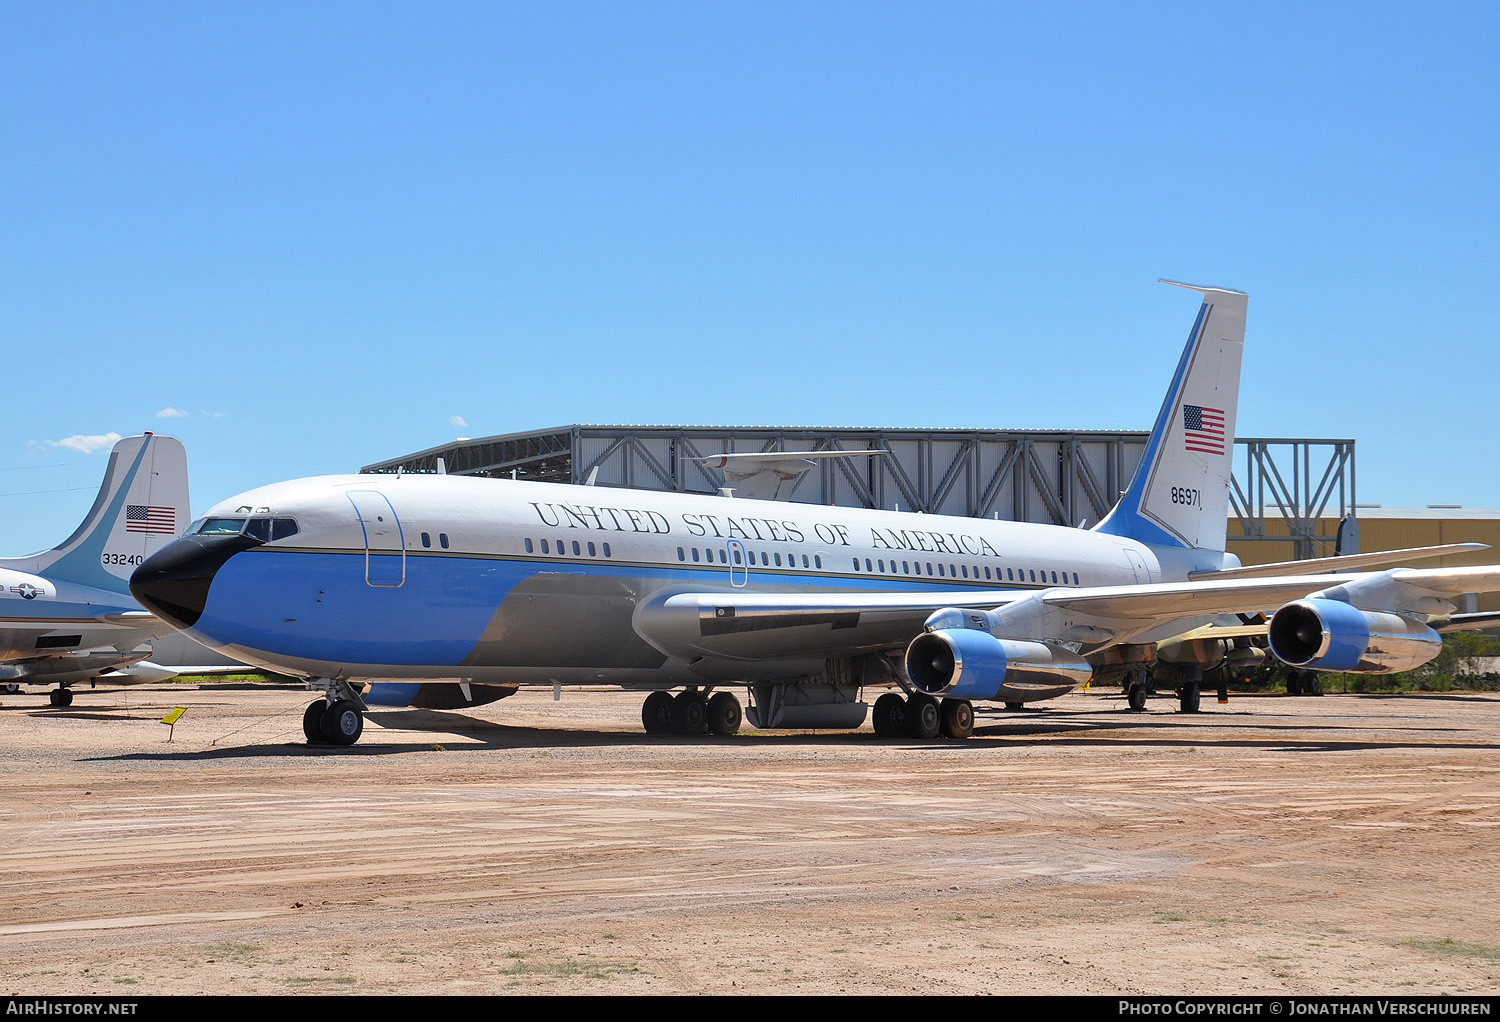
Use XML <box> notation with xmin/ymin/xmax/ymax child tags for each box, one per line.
<box><xmin>634</xmin><ymin>589</ymin><xmax>1019</xmax><ymax>662</ymax></box>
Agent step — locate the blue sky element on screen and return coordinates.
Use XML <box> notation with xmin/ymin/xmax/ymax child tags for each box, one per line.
<box><xmin>3</xmin><ymin>2</ymin><xmax>1496</xmax><ymax>554</ymax></box>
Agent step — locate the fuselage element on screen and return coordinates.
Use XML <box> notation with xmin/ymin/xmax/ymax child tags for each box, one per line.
<box><xmin>131</xmin><ymin>473</ymin><xmax>1234</xmax><ymax>686</ymax></box>
<box><xmin>0</xmin><ymin>565</ymin><xmax>159</xmax><ymax>661</ymax></box>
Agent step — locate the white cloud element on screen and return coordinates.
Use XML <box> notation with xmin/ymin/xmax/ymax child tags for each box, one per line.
<box><xmin>156</xmin><ymin>407</ymin><xmax>189</xmax><ymax>418</ymax></box>
<box><xmin>50</xmin><ymin>432</ymin><xmax>122</xmax><ymax>454</ymax></box>
<box><xmin>449</xmin><ymin>415</ymin><xmax>469</xmax><ymax>428</ymax></box>
<box><xmin>201</xmin><ymin>410</ymin><xmax>226</xmax><ymax>418</ymax></box>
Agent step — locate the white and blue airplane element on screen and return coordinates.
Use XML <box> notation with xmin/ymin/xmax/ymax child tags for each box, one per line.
<box><xmin>2</xmin><ymin>433</ymin><xmax>190</xmax><ymax>705</ymax></box>
<box><xmin>129</xmin><ymin>284</ymin><xmax>1500</xmax><ymax>745</ymax></box>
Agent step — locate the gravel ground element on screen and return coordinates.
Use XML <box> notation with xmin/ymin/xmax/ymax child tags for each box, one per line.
<box><xmin>2</xmin><ymin>683</ymin><xmax>1498</xmax><ymax>995</ymax></box>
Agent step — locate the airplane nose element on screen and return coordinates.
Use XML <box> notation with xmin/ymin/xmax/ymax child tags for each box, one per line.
<box><xmin>129</xmin><ymin>534</ymin><xmax>262</xmax><ymax>629</ymax></box>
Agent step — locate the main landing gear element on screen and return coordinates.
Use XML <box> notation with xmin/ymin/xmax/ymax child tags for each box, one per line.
<box><xmin>871</xmin><ymin>692</ymin><xmax>974</xmax><ymax>739</ymax></box>
<box><xmin>641</xmin><ymin>689</ymin><xmax>743</xmax><ymax>737</ymax></box>
<box><xmin>1285</xmin><ymin>669</ymin><xmax>1322</xmax><ymax>697</ymax></box>
<box><xmin>49</xmin><ymin>687</ymin><xmax>74</xmax><ymax>708</ymax></box>
<box><xmin>302</xmin><ymin>679</ymin><xmax>367</xmax><ymax>746</ymax></box>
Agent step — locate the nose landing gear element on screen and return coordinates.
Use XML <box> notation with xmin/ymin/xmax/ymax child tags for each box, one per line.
<box><xmin>301</xmin><ymin>680</ymin><xmax>368</xmax><ymax>746</ymax></box>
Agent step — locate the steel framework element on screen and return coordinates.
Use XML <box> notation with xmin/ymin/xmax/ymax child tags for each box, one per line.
<box><xmin>364</xmin><ymin>426</ymin><xmax>1356</xmax><ymax>558</ymax></box>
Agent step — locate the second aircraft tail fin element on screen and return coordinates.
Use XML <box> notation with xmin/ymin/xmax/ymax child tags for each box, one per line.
<box><xmin>20</xmin><ymin>434</ymin><xmax>190</xmax><ymax>595</ymax></box>
<box><xmin>1093</xmin><ymin>281</ymin><xmax>1247</xmax><ymax>554</ymax></box>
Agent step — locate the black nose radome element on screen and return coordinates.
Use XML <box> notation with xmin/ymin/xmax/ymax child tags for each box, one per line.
<box><xmin>130</xmin><ymin>534</ymin><xmax>261</xmax><ymax>629</ymax></box>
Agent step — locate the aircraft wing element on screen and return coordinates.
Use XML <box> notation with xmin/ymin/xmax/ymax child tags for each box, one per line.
<box><xmin>1185</xmin><ymin>543</ymin><xmax>1488</xmax><ymax>581</ymax></box>
<box><xmin>634</xmin><ymin>589</ymin><xmax>1022</xmax><ymax>662</ymax></box>
<box><xmin>634</xmin><ymin>566</ymin><xmax>1500</xmax><ymax>663</ymax></box>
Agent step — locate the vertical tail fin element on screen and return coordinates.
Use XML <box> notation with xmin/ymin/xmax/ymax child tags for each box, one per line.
<box><xmin>22</xmin><ymin>434</ymin><xmax>190</xmax><ymax>594</ymax></box>
<box><xmin>1093</xmin><ymin>281</ymin><xmax>1246</xmax><ymax>553</ymax></box>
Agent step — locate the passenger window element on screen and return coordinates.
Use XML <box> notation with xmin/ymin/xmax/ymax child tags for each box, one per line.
<box><xmin>865</xmin><ymin>558</ymin><xmax>872</xmax><ymax>571</ymax></box>
<box><xmin>541</xmin><ymin>539</ymin><xmax>550</xmax><ymax>554</ymax></box>
<box><xmin>440</xmin><ymin>533</ymin><xmax>450</xmax><ymax>549</ymax></box>
<box><xmin>1073</xmin><ymin>572</ymin><xmax>1079</xmax><ymax>584</ymax></box>
<box><xmin>588</xmin><ymin>542</ymin><xmax>596</xmax><ymax>556</ymax></box>
<box><xmin>603</xmin><ymin>543</ymin><xmax>612</xmax><ymax>558</ymax></box>
<box><xmin>853</xmin><ymin>558</ymin><xmax>861</xmax><ymax>571</ymax></box>
<box><xmin>937</xmin><ymin>564</ymin><xmax>944</xmax><ymax>577</ymax></box>
<box><xmin>801</xmin><ymin>554</ymin><xmax>809</xmax><ymax>567</ymax></box>
<box><xmin>691</xmin><ymin>548</ymin><xmax>700</xmax><ymax>562</ymax></box>
<box><xmin>522</xmin><ymin>537</ymin><xmax>531</xmax><ymax>553</ymax></box>
<box><xmin>774</xmin><ymin>553</ymin><xmax>782</xmax><ymax>566</ymax></box>
<box><xmin>761</xmin><ymin>552</ymin><xmax>769</xmax><ymax>566</ymax></box>
<box><xmin>815</xmin><ymin>555</ymin><xmax>822</xmax><ymax>569</ymax></box>
<box><xmin>572</xmin><ymin>541</ymin><xmax>581</xmax><ymax>556</ymax></box>
<box><xmin>677</xmin><ymin>547</ymin><xmax>686</xmax><ymax>562</ymax></box>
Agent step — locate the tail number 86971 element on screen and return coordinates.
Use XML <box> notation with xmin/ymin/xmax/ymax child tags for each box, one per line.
<box><xmin>1170</xmin><ymin>487</ymin><xmax>1201</xmax><ymax>507</ymax></box>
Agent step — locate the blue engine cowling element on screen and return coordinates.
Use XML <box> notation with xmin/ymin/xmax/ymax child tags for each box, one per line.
<box><xmin>905</xmin><ymin>629</ymin><xmax>1093</xmax><ymax>701</ymax></box>
<box><xmin>1267</xmin><ymin>599</ymin><xmax>1442</xmax><ymax>674</ymax></box>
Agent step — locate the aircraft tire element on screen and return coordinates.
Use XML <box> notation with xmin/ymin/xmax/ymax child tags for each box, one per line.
<box><xmin>906</xmin><ymin>695</ymin><xmax>941</xmax><ymax>739</ymax></box>
<box><xmin>706</xmin><ymin>692</ymin><xmax>742</xmax><ymax>736</ymax></box>
<box><xmin>1178</xmin><ymin>684</ymin><xmax>1200</xmax><ymax>714</ymax></box>
<box><xmin>3</xmin><ymin>683</ymin><xmax>19</xmax><ymax>694</ymax></box>
<box><xmin>320</xmin><ymin>700</ymin><xmax>364</xmax><ymax>746</ymax></box>
<box><xmin>940</xmin><ymin>698</ymin><xmax>974</xmax><ymax>739</ymax></box>
<box><xmin>641</xmin><ymin>691</ymin><xmax>674</xmax><ymax>734</ymax></box>
<box><xmin>1126</xmin><ymin>682</ymin><xmax>1147</xmax><ymax>712</ymax></box>
<box><xmin>303</xmin><ymin>701</ymin><xmax>327</xmax><ymax>743</ymax></box>
<box><xmin>1305</xmin><ymin>672</ymin><xmax>1323</xmax><ymax>696</ymax></box>
<box><xmin>1286</xmin><ymin>671</ymin><xmax>1303</xmax><ymax>697</ymax></box>
<box><xmin>670</xmin><ymin>690</ymin><xmax>707</xmax><ymax>736</ymax></box>
<box><xmin>872</xmin><ymin>692</ymin><xmax>905</xmax><ymax>738</ymax></box>
<box><xmin>50</xmin><ymin>688</ymin><xmax>73</xmax><ymax>708</ymax></box>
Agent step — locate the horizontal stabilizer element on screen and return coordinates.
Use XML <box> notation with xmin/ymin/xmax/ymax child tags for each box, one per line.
<box><xmin>1187</xmin><ymin>543</ymin><xmax>1489</xmax><ymax>581</ymax></box>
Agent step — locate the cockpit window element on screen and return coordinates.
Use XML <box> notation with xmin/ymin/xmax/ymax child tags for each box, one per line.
<box><xmin>193</xmin><ymin>516</ymin><xmax>299</xmax><ymax>540</ymax></box>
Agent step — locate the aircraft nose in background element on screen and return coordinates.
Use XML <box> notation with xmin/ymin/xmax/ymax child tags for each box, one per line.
<box><xmin>129</xmin><ymin>534</ymin><xmax>259</xmax><ymax>630</ymax></box>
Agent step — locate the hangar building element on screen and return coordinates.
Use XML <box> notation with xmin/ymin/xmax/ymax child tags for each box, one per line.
<box><xmin>361</xmin><ymin>424</ymin><xmax>1359</xmax><ymax>558</ymax></box>
<box><xmin>366</xmin><ymin>425</ymin><xmax>1499</xmax><ymax>614</ymax></box>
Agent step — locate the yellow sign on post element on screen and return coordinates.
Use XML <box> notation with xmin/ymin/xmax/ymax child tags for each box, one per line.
<box><xmin>161</xmin><ymin>707</ymin><xmax>186</xmax><ymax>740</ymax></box>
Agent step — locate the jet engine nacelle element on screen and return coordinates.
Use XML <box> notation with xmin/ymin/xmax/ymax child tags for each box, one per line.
<box><xmin>905</xmin><ymin>629</ymin><xmax>1093</xmax><ymax>701</ymax></box>
<box><xmin>1267</xmin><ymin>598</ymin><xmax>1442</xmax><ymax>674</ymax></box>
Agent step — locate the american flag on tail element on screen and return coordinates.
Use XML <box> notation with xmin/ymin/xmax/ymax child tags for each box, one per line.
<box><xmin>126</xmin><ymin>505</ymin><xmax>176</xmax><ymax>535</ymax></box>
<box><xmin>1182</xmin><ymin>405</ymin><xmax>1226</xmax><ymax>455</ymax></box>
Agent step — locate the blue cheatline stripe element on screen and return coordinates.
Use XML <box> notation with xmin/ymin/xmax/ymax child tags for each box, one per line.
<box><xmin>188</xmin><ymin>548</ymin><xmax>1030</xmax><ymax>667</ymax></box>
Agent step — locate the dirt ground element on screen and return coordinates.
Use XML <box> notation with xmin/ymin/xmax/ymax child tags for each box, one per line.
<box><xmin>1</xmin><ymin>681</ymin><xmax>1498</xmax><ymax>996</ymax></box>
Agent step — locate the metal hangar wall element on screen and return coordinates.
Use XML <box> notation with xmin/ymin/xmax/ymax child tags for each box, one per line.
<box><xmin>363</xmin><ymin>425</ymin><xmax>1359</xmax><ymax>563</ymax></box>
